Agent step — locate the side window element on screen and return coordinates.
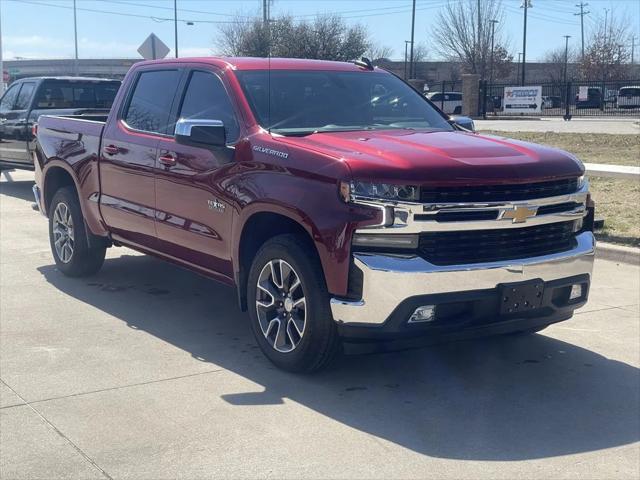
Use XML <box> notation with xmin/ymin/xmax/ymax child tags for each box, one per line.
<box><xmin>430</xmin><ymin>93</ymin><xmax>441</xmax><ymax>101</ymax></box>
<box><xmin>452</xmin><ymin>93</ymin><xmax>462</xmax><ymax>101</ymax></box>
<box><xmin>124</xmin><ymin>70</ymin><xmax>181</xmax><ymax>134</ymax></box>
<box><xmin>178</xmin><ymin>71</ymin><xmax>239</xmax><ymax>142</ymax></box>
<box><xmin>14</xmin><ymin>82</ymin><xmax>35</xmax><ymax>110</ymax></box>
<box><xmin>0</xmin><ymin>84</ymin><xmax>21</xmax><ymax>113</ymax></box>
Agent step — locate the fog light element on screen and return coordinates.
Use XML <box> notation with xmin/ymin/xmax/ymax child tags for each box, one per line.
<box><xmin>570</xmin><ymin>284</ymin><xmax>583</xmax><ymax>300</ymax></box>
<box><xmin>409</xmin><ymin>305</ymin><xmax>436</xmax><ymax>323</ymax></box>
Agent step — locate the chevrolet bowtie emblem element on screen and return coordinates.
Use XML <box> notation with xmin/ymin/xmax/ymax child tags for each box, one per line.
<box><xmin>501</xmin><ymin>205</ymin><xmax>538</xmax><ymax>223</ymax></box>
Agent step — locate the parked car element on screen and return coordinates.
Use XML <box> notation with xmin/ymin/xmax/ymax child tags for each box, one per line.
<box><xmin>616</xmin><ymin>86</ymin><xmax>640</xmax><ymax>109</ymax></box>
<box><xmin>576</xmin><ymin>87</ymin><xmax>603</xmax><ymax>109</ymax></box>
<box><xmin>426</xmin><ymin>91</ymin><xmax>463</xmax><ymax>114</ymax></box>
<box><xmin>0</xmin><ymin>76</ymin><xmax>121</xmax><ymax>171</ymax></box>
<box><xmin>33</xmin><ymin>58</ymin><xmax>595</xmax><ymax>372</ymax></box>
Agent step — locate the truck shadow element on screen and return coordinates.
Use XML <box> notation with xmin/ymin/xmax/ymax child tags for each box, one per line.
<box><xmin>0</xmin><ymin>178</ymin><xmax>36</xmax><ymax>203</ymax></box>
<box><xmin>38</xmin><ymin>253</ymin><xmax>640</xmax><ymax>462</ymax></box>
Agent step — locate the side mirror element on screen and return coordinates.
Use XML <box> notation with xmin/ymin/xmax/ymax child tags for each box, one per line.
<box><xmin>175</xmin><ymin>118</ymin><xmax>226</xmax><ymax>147</ymax></box>
<box><xmin>449</xmin><ymin>115</ymin><xmax>475</xmax><ymax>132</ymax></box>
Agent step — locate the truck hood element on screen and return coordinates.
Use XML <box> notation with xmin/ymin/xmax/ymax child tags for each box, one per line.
<box><xmin>277</xmin><ymin>129</ymin><xmax>584</xmax><ymax>186</ymax></box>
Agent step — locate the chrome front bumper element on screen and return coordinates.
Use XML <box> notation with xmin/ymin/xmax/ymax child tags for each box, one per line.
<box><xmin>330</xmin><ymin>231</ymin><xmax>596</xmax><ymax>326</ymax></box>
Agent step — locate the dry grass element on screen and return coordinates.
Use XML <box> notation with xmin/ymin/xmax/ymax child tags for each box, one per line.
<box><xmin>480</xmin><ymin>131</ymin><xmax>640</xmax><ymax>246</ymax></box>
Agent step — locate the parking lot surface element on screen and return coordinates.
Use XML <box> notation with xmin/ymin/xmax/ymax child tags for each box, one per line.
<box><xmin>1</xmin><ymin>170</ymin><xmax>639</xmax><ymax>479</ymax></box>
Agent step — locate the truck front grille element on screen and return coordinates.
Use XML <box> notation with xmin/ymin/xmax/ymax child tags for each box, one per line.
<box><xmin>420</xmin><ymin>178</ymin><xmax>579</xmax><ymax>203</ymax></box>
<box><xmin>418</xmin><ymin>221</ymin><xmax>577</xmax><ymax>265</ymax></box>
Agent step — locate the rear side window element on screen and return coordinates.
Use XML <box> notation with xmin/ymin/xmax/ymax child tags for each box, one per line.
<box><xmin>124</xmin><ymin>70</ymin><xmax>181</xmax><ymax>134</ymax></box>
<box><xmin>0</xmin><ymin>84</ymin><xmax>20</xmax><ymax>113</ymax></box>
<box><xmin>451</xmin><ymin>93</ymin><xmax>462</xmax><ymax>101</ymax></box>
<box><xmin>178</xmin><ymin>71</ymin><xmax>239</xmax><ymax>142</ymax></box>
<box><xmin>14</xmin><ymin>82</ymin><xmax>35</xmax><ymax>110</ymax></box>
<box><xmin>34</xmin><ymin>81</ymin><xmax>120</xmax><ymax>109</ymax></box>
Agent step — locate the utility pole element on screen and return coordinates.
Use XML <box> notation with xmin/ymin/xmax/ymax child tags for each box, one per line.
<box><xmin>563</xmin><ymin>35</ymin><xmax>571</xmax><ymax>84</ymax></box>
<box><xmin>517</xmin><ymin>52</ymin><xmax>522</xmax><ymax>82</ymax></box>
<box><xmin>263</xmin><ymin>0</ymin><xmax>268</xmax><ymax>23</ymax></box>
<box><xmin>574</xmin><ymin>3</ymin><xmax>589</xmax><ymax>60</ymax></box>
<box><xmin>404</xmin><ymin>40</ymin><xmax>411</xmax><ymax>80</ymax></box>
<box><xmin>632</xmin><ymin>36</ymin><xmax>636</xmax><ymax>64</ymax></box>
<box><xmin>409</xmin><ymin>0</ymin><xmax>416</xmax><ymax>79</ymax></box>
<box><xmin>0</xmin><ymin>0</ymin><xmax>3</xmax><ymax>93</ymax></box>
<box><xmin>521</xmin><ymin>0</ymin><xmax>531</xmax><ymax>85</ymax></box>
<box><xmin>477</xmin><ymin>0</ymin><xmax>482</xmax><ymax>76</ymax></box>
<box><xmin>73</xmin><ymin>0</ymin><xmax>79</xmax><ymax>76</ymax></box>
<box><xmin>489</xmin><ymin>19</ymin><xmax>499</xmax><ymax>85</ymax></box>
<box><xmin>174</xmin><ymin>0</ymin><xmax>179</xmax><ymax>58</ymax></box>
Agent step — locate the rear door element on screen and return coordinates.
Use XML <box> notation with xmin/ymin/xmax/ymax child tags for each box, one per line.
<box><xmin>0</xmin><ymin>81</ymin><xmax>36</xmax><ymax>164</ymax></box>
<box><xmin>99</xmin><ymin>68</ymin><xmax>182</xmax><ymax>247</ymax></box>
<box><xmin>154</xmin><ymin>67</ymin><xmax>241</xmax><ymax>278</ymax></box>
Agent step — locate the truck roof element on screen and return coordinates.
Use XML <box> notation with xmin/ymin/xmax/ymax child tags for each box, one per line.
<box><xmin>136</xmin><ymin>57</ymin><xmax>378</xmax><ymax>72</ymax></box>
<box><xmin>15</xmin><ymin>76</ymin><xmax>121</xmax><ymax>83</ymax></box>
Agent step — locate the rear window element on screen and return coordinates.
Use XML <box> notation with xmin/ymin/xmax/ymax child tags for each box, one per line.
<box><xmin>620</xmin><ymin>88</ymin><xmax>640</xmax><ymax>97</ymax></box>
<box><xmin>123</xmin><ymin>70</ymin><xmax>181</xmax><ymax>134</ymax></box>
<box><xmin>34</xmin><ymin>81</ymin><xmax>120</xmax><ymax>109</ymax></box>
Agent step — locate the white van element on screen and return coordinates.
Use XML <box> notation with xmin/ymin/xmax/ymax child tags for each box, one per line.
<box><xmin>617</xmin><ymin>86</ymin><xmax>640</xmax><ymax>109</ymax></box>
<box><xmin>426</xmin><ymin>91</ymin><xmax>463</xmax><ymax>114</ymax></box>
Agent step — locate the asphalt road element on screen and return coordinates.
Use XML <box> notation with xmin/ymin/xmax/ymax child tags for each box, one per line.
<box><xmin>1</xmin><ymin>170</ymin><xmax>639</xmax><ymax>480</ymax></box>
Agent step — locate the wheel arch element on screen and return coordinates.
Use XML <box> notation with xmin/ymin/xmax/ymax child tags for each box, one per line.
<box><xmin>235</xmin><ymin>210</ymin><xmax>324</xmax><ymax>311</ymax></box>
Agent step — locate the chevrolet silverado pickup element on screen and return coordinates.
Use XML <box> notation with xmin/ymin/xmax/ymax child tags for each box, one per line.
<box><xmin>33</xmin><ymin>57</ymin><xmax>595</xmax><ymax>372</ymax></box>
<box><xmin>0</xmin><ymin>76</ymin><xmax>120</xmax><ymax>171</ymax></box>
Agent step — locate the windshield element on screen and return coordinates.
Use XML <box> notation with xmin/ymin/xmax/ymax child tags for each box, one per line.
<box><xmin>236</xmin><ymin>70</ymin><xmax>453</xmax><ymax>135</ymax></box>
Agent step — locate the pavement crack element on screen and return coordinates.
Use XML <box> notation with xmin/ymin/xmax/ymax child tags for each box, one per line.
<box><xmin>0</xmin><ymin>379</ymin><xmax>114</xmax><ymax>480</ymax></box>
<box><xmin>2</xmin><ymin>368</ymin><xmax>225</xmax><ymax>408</ymax></box>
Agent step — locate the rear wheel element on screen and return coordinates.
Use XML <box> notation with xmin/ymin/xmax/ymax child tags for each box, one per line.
<box><xmin>49</xmin><ymin>186</ymin><xmax>106</xmax><ymax>277</ymax></box>
<box><xmin>247</xmin><ymin>234</ymin><xmax>341</xmax><ymax>373</ymax></box>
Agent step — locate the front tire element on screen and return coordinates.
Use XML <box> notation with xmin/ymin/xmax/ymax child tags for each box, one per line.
<box><xmin>49</xmin><ymin>186</ymin><xmax>106</xmax><ymax>277</ymax></box>
<box><xmin>247</xmin><ymin>234</ymin><xmax>341</xmax><ymax>373</ymax></box>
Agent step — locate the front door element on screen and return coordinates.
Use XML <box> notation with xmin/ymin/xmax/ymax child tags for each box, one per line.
<box><xmin>0</xmin><ymin>81</ymin><xmax>35</xmax><ymax>165</ymax></box>
<box><xmin>154</xmin><ymin>68</ymin><xmax>241</xmax><ymax>279</ymax></box>
<box><xmin>99</xmin><ymin>68</ymin><xmax>182</xmax><ymax>247</ymax></box>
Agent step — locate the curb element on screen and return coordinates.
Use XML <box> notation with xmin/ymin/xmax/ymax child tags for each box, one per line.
<box><xmin>596</xmin><ymin>242</ymin><xmax>640</xmax><ymax>266</ymax></box>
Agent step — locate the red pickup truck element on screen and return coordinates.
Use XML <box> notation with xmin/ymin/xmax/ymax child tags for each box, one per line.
<box><xmin>33</xmin><ymin>57</ymin><xmax>595</xmax><ymax>372</ymax></box>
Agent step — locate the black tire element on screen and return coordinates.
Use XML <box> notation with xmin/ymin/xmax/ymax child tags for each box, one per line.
<box><xmin>49</xmin><ymin>186</ymin><xmax>106</xmax><ymax>277</ymax></box>
<box><xmin>247</xmin><ymin>234</ymin><xmax>341</xmax><ymax>373</ymax></box>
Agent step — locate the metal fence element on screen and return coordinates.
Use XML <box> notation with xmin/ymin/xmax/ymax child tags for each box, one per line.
<box><xmin>481</xmin><ymin>80</ymin><xmax>640</xmax><ymax>118</ymax></box>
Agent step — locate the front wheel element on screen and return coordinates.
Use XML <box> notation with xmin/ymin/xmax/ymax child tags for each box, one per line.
<box><xmin>49</xmin><ymin>186</ymin><xmax>106</xmax><ymax>277</ymax></box>
<box><xmin>247</xmin><ymin>234</ymin><xmax>341</xmax><ymax>373</ymax></box>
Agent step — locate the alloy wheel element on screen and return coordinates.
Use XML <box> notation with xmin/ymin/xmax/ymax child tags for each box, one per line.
<box><xmin>52</xmin><ymin>202</ymin><xmax>74</xmax><ymax>263</ymax></box>
<box><xmin>255</xmin><ymin>259</ymin><xmax>307</xmax><ymax>353</ymax></box>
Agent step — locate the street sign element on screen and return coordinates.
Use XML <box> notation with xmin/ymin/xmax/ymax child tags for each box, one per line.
<box><xmin>137</xmin><ymin>34</ymin><xmax>170</xmax><ymax>60</ymax></box>
<box><xmin>578</xmin><ymin>86</ymin><xmax>589</xmax><ymax>101</ymax></box>
<box><xmin>503</xmin><ymin>86</ymin><xmax>542</xmax><ymax>114</ymax></box>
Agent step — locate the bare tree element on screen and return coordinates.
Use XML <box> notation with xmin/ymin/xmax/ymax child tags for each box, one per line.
<box><xmin>579</xmin><ymin>12</ymin><xmax>632</xmax><ymax>81</ymax></box>
<box><xmin>432</xmin><ymin>0</ymin><xmax>512</xmax><ymax>80</ymax></box>
<box><xmin>365</xmin><ymin>44</ymin><xmax>394</xmax><ymax>64</ymax></box>
<box><xmin>412</xmin><ymin>43</ymin><xmax>429</xmax><ymax>63</ymax></box>
<box><xmin>217</xmin><ymin>14</ymin><xmax>368</xmax><ymax>62</ymax></box>
<box><xmin>542</xmin><ymin>45</ymin><xmax>578</xmax><ymax>84</ymax></box>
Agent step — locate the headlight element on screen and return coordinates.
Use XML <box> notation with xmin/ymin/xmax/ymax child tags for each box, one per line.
<box><xmin>340</xmin><ymin>181</ymin><xmax>419</xmax><ymax>202</ymax></box>
<box><xmin>577</xmin><ymin>174</ymin><xmax>586</xmax><ymax>189</ymax></box>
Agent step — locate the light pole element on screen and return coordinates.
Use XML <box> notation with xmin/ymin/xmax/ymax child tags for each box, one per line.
<box><xmin>521</xmin><ymin>0</ymin><xmax>531</xmax><ymax>85</ymax></box>
<box><xmin>517</xmin><ymin>52</ymin><xmax>522</xmax><ymax>82</ymax></box>
<box><xmin>404</xmin><ymin>40</ymin><xmax>411</xmax><ymax>80</ymax></box>
<box><xmin>73</xmin><ymin>0</ymin><xmax>79</xmax><ymax>76</ymax></box>
<box><xmin>409</xmin><ymin>0</ymin><xmax>416</xmax><ymax>79</ymax></box>
<box><xmin>489</xmin><ymin>19</ymin><xmax>499</xmax><ymax>85</ymax></box>
<box><xmin>174</xmin><ymin>0</ymin><xmax>179</xmax><ymax>58</ymax></box>
<box><xmin>563</xmin><ymin>35</ymin><xmax>571</xmax><ymax>84</ymax></box>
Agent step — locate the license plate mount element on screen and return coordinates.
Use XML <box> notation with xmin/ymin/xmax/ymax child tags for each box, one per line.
<box><xmin>499</xmin><ymin>280</ymin><xmax>545</xmax><ymax>315</ymax></box>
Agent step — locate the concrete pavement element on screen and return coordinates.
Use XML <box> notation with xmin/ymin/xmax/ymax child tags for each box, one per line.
<box><xmin>1</xmin><ymin>170</ymin><xmax>639</xmax><ymax>479</ymax></box>
<box><xmin>476</xmin><ymin>117</ymin><xmax>640</xmax><ymax>135</ymax></box>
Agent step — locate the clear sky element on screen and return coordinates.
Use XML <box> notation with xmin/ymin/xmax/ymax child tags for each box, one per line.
<box><xmin>1</xmin><ymin>0</ymin><xmax>639</xmax><ymax>62</ymax></box>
